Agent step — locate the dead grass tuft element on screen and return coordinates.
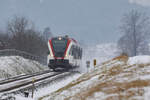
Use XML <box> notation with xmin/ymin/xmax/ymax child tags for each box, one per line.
<box><xmin>123</xmin><ymin>80</ymin><xmax>149</xmax><ymax>89</ymax></box>
<box><xmin>138</xmin><ymin>64</ymin><xmax>150</xmax><ymax>68</ymax></box>
<box><xmin>102</xmin><ymin>55</ymin><xmax>128</xmax><ymax>66</ymax></box>
<box><xmin>105</xmin><ymin>88</ymin><xmax>144</xmax><ymax>100</ymax></box>
<box><xmin>107</xmin><ymin>65</ymin><xmax>123</xmax><ymax>76</ymax></box>
<box><xmin>112</xmin><ymin>55</ymin><xmax>128</xmax><ymax>62</ymax></box>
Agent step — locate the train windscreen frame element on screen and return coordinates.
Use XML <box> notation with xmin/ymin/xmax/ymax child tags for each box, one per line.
<box><xmin>52</xmin><ymin>38</ymin><xmax>68</xmax><ymax>57</ymax></box>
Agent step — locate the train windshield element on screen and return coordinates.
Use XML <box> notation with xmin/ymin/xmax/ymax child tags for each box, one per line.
<box><xmin>52</xmin><ymin>38</ymin><xmax>68</xmax><ymax>57</ymax></box>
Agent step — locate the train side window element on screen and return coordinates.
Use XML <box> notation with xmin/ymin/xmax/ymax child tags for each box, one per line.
<box><xmin>72</xmin><ymin>45</ymin><xmax>75</xmax><ymax>58</ymax></box>
<box><xmin>74</xmin><ymin>46</ymin><xmax>77</xmax><ymax>59</ymax></box>
<box><xmin>81</xmin><ymin>48</ymin><xmax>82</xmax><ymax>59</ymax></box>
<box><xmin>79</xmin><ymin>48</ymin><xmax>81</xmax><ymax>59</ymax></box>
<box><xmin>69</xmin><ymin>46</ymin><xmax>73</xmax><ymax>55</ymax></box>
<box><xmin>73</xmin><ymin>46</ymin><xmax>76</xmax><ymax>59</ymax></box>
<box><xmin>77</xmin><ymin>46</ymin><xmax>79</xmax><ymax>59</ymax></box>
<box><xmin>75</xmin><ymin>47</ymin><xmax>77</xmax><ymax>59</ymax></box>
<box><xmin>77</xmin><ymin>47</ymin><xmax>79</xmax><ymax>59</ymax></box>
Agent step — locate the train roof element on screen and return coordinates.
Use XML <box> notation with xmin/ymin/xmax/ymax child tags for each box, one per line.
<box><xmin>50</xmin><ymin>36</ymin><xmax>78</xmax><ymax>44</ymax></box>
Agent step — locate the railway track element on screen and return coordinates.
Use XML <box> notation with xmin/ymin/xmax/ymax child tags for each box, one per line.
<box><xmin>0</xmin><ymin>70</ymin><xmax>51</xmax><ymax>85</ymax></box>
<box><xmin>0</xmin><ymin>70</ymin><xmax>72</xmax><ymax>94</ymax></box>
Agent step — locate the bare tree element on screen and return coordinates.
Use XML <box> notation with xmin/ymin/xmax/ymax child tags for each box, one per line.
<box><xmin>43</xmin><ymin>27</ymin><xmax>52</xmax><ymax>42</ymax></box>
<box><xmin>118</xmin><ymin>10</ymin><xmax>150</xmax><ymax>56</ymax></box>
<box><xmin>7</xmin><ymin>16</ymin><xmax>29</xmax><ymax>35</ymax></box>
<box><xmin>7</xmin><ymin>16</ymin><xmax>31</xmax><ymax>50</ymax></box>
<box><xmin>6</xmin><ymin>16</ymin><xmax>48</xmax><ymax>56</ymax></box>
<box><xmin>0</xmin><ymin>31</ymin><xmax>10</xmax><ymax>49</ymax></box>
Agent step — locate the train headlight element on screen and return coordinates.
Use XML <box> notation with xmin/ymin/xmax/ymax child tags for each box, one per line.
<box><xmin>58</xmin><ymin>37</ymin><xmax>62</xmax><ymax>40</ymax></box>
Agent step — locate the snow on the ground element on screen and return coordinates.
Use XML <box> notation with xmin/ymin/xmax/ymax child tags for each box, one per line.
<box><xmin>0</xmin><ymin>56</ymin><xmax>48</xmax><ymax>79</ymax></box>
<box><xmin>39</xmin><ymin>55</ymin><xmax>150</xmax><ymax>100</ymax></box>
<box><xmin>128</xmin><ymin>55</ymin><xmax>150</xmax><ymax>65</ymax></box>
<box><xmin>14</xmin><ymin>73</ymin><xmax>82</xmax><ymax>100</ymax></box>
<box><xmin>15</xmin><ymin>95</ymin><xmax>33</xmax><ymax>100</ymax></box>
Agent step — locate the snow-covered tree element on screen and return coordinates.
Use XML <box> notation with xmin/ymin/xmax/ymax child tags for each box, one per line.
<box><xmin>118</xmin><ymin>10</ymin><xmax>150</xmax><ymax>56</ymax></box>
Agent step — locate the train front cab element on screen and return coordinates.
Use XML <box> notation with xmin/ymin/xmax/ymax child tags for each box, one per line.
<box><xmin>47</xmin><ymin>37</ymin><xmax>82</xmax><ymax>71</ymax></box>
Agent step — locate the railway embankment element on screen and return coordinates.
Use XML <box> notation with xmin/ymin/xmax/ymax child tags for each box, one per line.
<box><xmin>40</xmin><ymin>55</ymin><xmax>150</xmax><ymax>100</ymax></box>
<box><xmin>0</xmin><ymin>56</ymin><xmax>48</xmax><ymax>79</ymax></box>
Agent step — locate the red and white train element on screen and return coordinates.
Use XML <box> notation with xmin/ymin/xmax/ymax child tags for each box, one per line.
<box><xmin>47</xmin><ymin>36</ymin><xmax>82</xmax><ymax>71</ymax></box>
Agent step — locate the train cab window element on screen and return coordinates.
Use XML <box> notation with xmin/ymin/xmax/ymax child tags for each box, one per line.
<box><xmin>52</xmin><ymin>38</ymin><xmax>68</xmax><ymax>57</ymax></box>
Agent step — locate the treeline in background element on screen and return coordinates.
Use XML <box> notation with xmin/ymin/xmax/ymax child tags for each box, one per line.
<box><xmin>0</xmin><ymin>16</ymin><xmax>52</xmax><ymax>57</ymax></box>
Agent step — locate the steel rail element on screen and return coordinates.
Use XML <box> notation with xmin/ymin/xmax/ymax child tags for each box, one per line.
<box><xmin>0</xmin><ymin>71</ymin><xmax>63</xmax><ymax>93</ymax></box>
<box><xmin>0</xmin><ymin>70</ymin><xmax>51</xmax><ymax>85</ymax></box>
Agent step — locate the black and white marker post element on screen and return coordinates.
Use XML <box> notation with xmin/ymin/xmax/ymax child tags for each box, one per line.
<box><xmin>86</xmin><ymin>61</ymin><xmax>90</xmax><ymax>72</ymax></box>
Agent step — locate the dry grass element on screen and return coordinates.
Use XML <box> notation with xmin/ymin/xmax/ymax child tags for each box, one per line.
<box><xmin>112</xmin><ymin>55</ymin><xmax>128</xmax><ymax>62</ymax></box>
<box><xmin>101</xmin><ymin>55</ymin><xmax>128</xmax><ymax>69</ymax></box>
<box><xmin>105</xmin><ymin>88</ymin><xmax>144</xmax><ymax>100</ymax></box>
<box><xmin>65</xmin><ymin>80</ymin><xmax>150</xmax><ymax>100</ymax></box>
<box><xmin>107</xmin><ymin>65</ymin><xmax>123</xmax><ymax>76</ymax></box>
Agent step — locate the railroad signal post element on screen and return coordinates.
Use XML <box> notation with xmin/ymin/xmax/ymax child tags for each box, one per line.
<box><xmin>93</xmin><ymin>59</ymin><xmax>97</xmax><ymax>67</ymax></box>
<box><xmin>86</xmin><ymin>61</ymin><xmax>90</xmax><ymax>72</ymax></box>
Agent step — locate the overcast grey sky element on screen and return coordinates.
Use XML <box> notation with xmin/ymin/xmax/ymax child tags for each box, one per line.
<box><xmin>0</xmin><ymin>0</ymin><xmax>150</xmax><ymax>44</ymax></box>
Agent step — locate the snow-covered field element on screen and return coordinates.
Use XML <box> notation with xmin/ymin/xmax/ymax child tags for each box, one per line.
<box><xmin>0</xmin><ymin>56</ymin><xmax>48</xmax><ymax>79</ymax></box>
<box><xmin>39</xmin><ymin>55</ymin><xmax>150</xmax><ymax>100</ymax></box>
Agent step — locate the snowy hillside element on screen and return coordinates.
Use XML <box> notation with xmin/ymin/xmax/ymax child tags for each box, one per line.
<box><xmin>0</xmin><ymin>56</ymin><xmax>48</xmax><ymax>79</ymax></box>
<box><xmin>41</xmin><ymin>55</ymin><xmax>150</xmax><ymax>100</ymax></box>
